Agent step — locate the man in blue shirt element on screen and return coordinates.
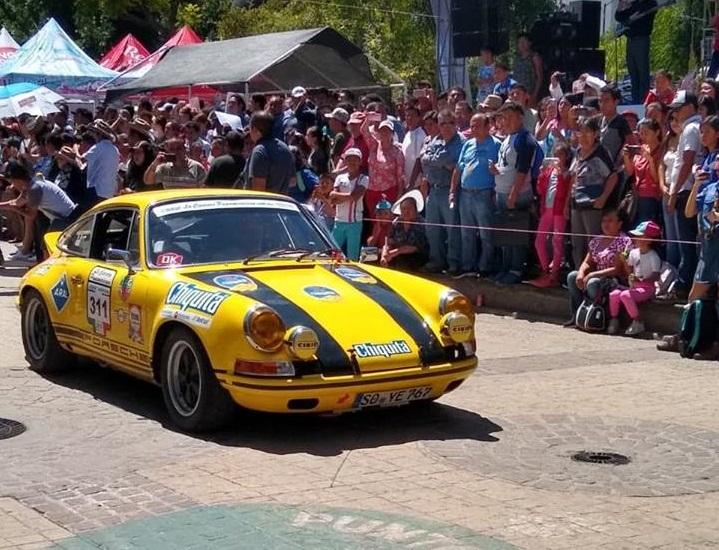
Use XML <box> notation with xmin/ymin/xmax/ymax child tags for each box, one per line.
<box><xmin>490</xmin><ymin>101</ymin><xmax>537</xmax><ymax>285</ymax></box>
<box><xmin>419</xmin><ymin>109</ymin><xmax>464</xmax><ymax>274</ymax></box>
<box><xmin>492</xmin><ymin>62</ymin><xmax>517</xmax><ymax>101</ymax></box>
<box><xmin>450</xmin><ymin>113</ymin><xmax>501</xmax><ymax>277</ymax></box>
<box><xmin>268</xmin><ymin>95</ymin><xmax>297</xmax><ymax>142</ymax></box>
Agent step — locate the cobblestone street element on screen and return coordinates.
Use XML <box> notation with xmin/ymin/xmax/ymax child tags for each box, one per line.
<box><xmin>1</xmin><ymin>255</ymin><xmax>719</xmax><ymax>549</ymax></box>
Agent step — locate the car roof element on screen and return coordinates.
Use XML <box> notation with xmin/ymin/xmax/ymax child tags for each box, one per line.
<box><xmin>95</xmin><ymin>189</ymin><xmax>296</xmax><ymax>211</ymax></box>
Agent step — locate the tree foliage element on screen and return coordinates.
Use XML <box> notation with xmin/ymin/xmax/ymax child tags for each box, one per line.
<box><xmin>0</xmin><ymin>0</ymin><xmax>569</xmax><ymax>83</ymax></box>
<box><xmin>217</xmin><ymin>0</ymin><xmax>436</xmax><ymax>84</ymax></box>
<box><xmin>601</xmin><ymin>0</ymin><xmax>705</xmax><ymax>83</ymax></box>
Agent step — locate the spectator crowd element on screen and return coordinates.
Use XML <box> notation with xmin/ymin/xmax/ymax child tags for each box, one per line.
<box><xmin>5</xmin><ymin>33</ymin><xmax>719</xmax><ymax>345</ymax></box>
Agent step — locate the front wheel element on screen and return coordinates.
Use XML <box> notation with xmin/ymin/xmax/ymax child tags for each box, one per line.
<box><xmin>160</xmin><ymin>327</ymin><xmax>236</xmax><ymax>432</ymax></box>
<box><xmin>21</xmin><ymin>289</ymin><xmax>74</xmax><ymax>373</ymax></box>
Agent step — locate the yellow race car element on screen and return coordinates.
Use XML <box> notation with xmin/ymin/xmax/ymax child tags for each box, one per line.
<box><xmin>18</xmin><ymin>190</ymin><xmax>477</xmax><ymax>431</ymax></box>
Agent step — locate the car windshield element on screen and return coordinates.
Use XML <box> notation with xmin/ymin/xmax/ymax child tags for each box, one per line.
<box><xmin>147</xmin><ymin>197</ymin><xmax>330</xmax><ymax>267</ymax></box>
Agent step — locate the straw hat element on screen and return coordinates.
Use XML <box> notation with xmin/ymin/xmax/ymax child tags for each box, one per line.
<box><xmin>128</xmin><ymin>118</ymin><xmax>152</xmax><ymax>139</ymax></box>
<box><xmin>91</xmin><ymin>119</ymin><xmax>116</xmax><ymax>141</ymax></box>
<box><xmin>392</xmin><ymin>189</ymin><xmax>425</xmax><ymax>215</ymax></box>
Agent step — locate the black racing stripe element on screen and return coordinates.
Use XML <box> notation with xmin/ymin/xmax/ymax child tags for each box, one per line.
<box><xmin>324</xmin><ymin>265</ymin><xmax>446</xmax><ymax>366</ymax></box>
<box><xmin>188</xmin><ymin>270</ymin><xmax>354</xmax><ymax>376</ymax></box>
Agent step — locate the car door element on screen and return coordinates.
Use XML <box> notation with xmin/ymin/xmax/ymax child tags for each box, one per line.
<box><xmin>60</xmin><ymin>207</ymin><xmax>149</xmax><ymax>375</ymax></box>
<box><xmin>52</xmin><ymin>215</ymin><xmax>96</xmax><ymax>339</ymax></box>
<box><xmin>103</xmin><ymin>210</ymin><xmax>153</xmax><ymax>377</ymax></box>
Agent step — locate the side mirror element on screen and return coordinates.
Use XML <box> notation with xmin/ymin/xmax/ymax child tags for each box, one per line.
<box><xmin>106</xmin><ymin>248</ymin><xmax>135</xmax><ymax>275</ymax></box>
<box><xmin>359</xmin><ymin>246</ymin><xmax>379</xmax><ymax>264</ymax></box>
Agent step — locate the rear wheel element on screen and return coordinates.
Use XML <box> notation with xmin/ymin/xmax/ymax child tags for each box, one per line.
<box><xmin>21</xmin><ymin>289</ymin><xmax>74</xmax><ymax>373</ymax></box>
<box><xmin>160</xmin><ymin>327</ymin><xmax>236</xmax><ymax>432</ymax></box>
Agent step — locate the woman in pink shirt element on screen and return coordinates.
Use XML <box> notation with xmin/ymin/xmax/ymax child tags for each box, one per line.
<box><xmin>622</xmin><ymin>118</ymin><xmax>663</xmax><ymax>225</ymax></box>
<box><xmin>363</xmin><ymin>119</ymin><xmax>405</xmax><ymax>222</ymax></box>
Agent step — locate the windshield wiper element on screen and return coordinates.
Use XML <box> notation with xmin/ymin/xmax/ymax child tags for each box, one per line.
<box><xmin>295</xmin><ymin>248</ymin><xmax>338</xmax><ymax>262</ymax></box>
<box><xmin>243</xmin><ymin>247</ymin><xmax>314</xmax><ymax>264</ymax></box>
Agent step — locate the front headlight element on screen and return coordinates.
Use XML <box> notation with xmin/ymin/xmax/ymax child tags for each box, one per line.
<box><xmin>244</xmin><ymin>305</ymin><xmax>286</xmax><ymax>352</ymax></box>
<box><xmin>440</xmin><ymin>312</ymin><xmax>473</xmax><ymax>343</ymax></box>
<box><xmin>285</xmin><ymin>326</ymin><xmax>319</xmax><ymax>360</ymax></box>
<box><xmin>439</xmin><ymin>289</ymin><xmax>474</xmax><ymax>318</ymax></box>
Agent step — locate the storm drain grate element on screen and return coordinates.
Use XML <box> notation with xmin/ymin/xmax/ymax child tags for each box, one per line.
<box><xmin>0</xmin><ymin>418</ymin><xmax>26</xmax><ymax>440</ymax></box>
<box><xmin>572</xmin><ymin>451</ymin><xmax>631</xmax><ymax>465</ymax></box>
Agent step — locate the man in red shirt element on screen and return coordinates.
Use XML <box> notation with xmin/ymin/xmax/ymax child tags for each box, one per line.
<box><xmin>644</xmin><ymin>70</ymin><xmax>675</xmax><ymax>106</ymax></box>
<box><xmin>332</xmin><ymin>111</ymin><xmax>369</xmax><ymax>176</ymax></box>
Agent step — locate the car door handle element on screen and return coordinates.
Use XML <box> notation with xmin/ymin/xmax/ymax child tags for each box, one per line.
<box><xmin>70</xmin><ymin>275</ymin><xmax>84</xmax><ymax>286</ymax></box>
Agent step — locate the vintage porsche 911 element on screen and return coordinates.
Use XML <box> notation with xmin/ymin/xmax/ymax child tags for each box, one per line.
<box><xmin>18</xmin><ymin>190</ymin><xmax>477</xmax><ymax>431</ymax></box>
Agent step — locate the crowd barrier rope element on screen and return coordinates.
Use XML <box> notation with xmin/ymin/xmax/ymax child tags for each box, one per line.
<box><xmin>362</xmin><ymin>217</ymin><xmax>701</xmax><ymax>246</ymax></box>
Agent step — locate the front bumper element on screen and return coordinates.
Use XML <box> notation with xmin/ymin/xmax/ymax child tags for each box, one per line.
<box><xmin>217</xmin><ymin>358</ymin><xmax>477</xmax><ymax>413</ymax></box>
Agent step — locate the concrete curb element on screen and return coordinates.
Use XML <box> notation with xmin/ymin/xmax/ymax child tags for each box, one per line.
<box><xmin>429</xmin><ymin>275</ymin><xmax>683</xmax><ymax>336</ymax></box>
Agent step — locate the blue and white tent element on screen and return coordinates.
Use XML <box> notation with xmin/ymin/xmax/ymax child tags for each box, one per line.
<box><xmin>0</xmin><ymin>18</ymin><xmax>118</xmax><ymax>97</ymax></box>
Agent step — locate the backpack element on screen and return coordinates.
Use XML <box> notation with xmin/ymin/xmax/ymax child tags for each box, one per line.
<box><xmin>678</xmin><ymin>300</ymin><xmax>718</xmax><ymax>358</ymax></box>
<box><xmin>576</xmin><ymin>298</ymin><xmax>607</xmax><ymax>332</ymax></box>
<box><xmin>655</xmin><ymin>261</ymin><xmax>678</xmax><ymax>300</ymax></box>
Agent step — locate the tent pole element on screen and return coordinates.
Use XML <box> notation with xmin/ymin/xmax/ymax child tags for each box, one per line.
<box><xmin>364</xmin><ymin>52</ymin><xmax>406</xmax><ymax>88</ymax></box>
<box><xmin>244</xmin><ymin>81</ymin><xmax>250</xmax><ymax>103</ymax></box>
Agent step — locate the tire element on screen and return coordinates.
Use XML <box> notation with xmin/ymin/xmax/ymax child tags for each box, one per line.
<box><xmin>21</xmin><ymin>289</ymin><xmax>75</xmax><ymax>373</ymax></box>
<box><xmin>160</xmin><ymin>327</ymin><xmax>236</xmax><ymax>432</ymax></box>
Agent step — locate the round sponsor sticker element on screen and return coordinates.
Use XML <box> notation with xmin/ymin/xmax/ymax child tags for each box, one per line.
<box><xmin>304</xmin><ymin>286</ymin><xmax>340</xmax><ymax>301</ymax></box>
<box><xmin>335</xmin><ymin>266</ymin><xmax>377</xmax><ymax>285</ymax></box>
<box><xmin>213</xmin><ymin>274</ymin><xmax>258</xmax><ymax>292</ymax></box>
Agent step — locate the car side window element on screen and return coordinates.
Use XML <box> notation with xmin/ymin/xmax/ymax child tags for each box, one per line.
<box><xmin>90</xmin><ymin>209</ymin><xmax>137</xmax><ymax>262</ymax></box>
<box><xmin>57</xmin><ymin>217</ymin><xmax>94</xmax><ymax>257</ymax></box>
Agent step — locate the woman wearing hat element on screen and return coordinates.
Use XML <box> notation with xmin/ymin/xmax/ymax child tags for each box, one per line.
<box><xmin>381</xmin><ymin>189</ymin><xmax>428</xmax><ymax>271</ymax></box>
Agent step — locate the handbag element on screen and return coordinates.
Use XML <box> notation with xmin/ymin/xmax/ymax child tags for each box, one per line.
<box><xmin>618</xmin><ymin>181</ymin><xmax>638</xmax><ymax>227</ymax></box>
<box><xmin>493</xmin><ymin>207</ymin><xmax>532</xmax><ymax>247</ymax></box>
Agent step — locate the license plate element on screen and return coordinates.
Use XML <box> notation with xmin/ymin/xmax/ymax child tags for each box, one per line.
<box><xmin>355</xmin><ymin>386</ymin><xmax>432</xmax><ymax>408</ymax></box>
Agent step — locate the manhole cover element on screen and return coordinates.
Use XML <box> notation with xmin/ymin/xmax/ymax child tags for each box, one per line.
<box><xmin>572</xmin><ymin>451</ymin><xmax>631</xmax><ymax>465</ymax></box>
<box><xmin>420</xmin><ymin>414</ymin><xmax>719</xmax><ymax>496</ymax></box>
<box><xmin>0</xmin><ymin>418</ymin><xmax>26</xmax><ymax>440</ymax></box>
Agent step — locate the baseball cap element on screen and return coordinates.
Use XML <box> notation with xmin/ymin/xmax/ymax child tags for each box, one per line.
<box><xmin>629</xmin><ymin>220</ymin><xmax>661</xmax><ymax>239</ymax></box>
<box><xmin>670</xmin><ymin>90</ymin><xmax>698</xmax><ymax>109</ymax></box>
<box><xmin>376</xmin><ymin>197</ymin><xmax>393</xmax><ymax>211</ymax></box>
<box><xmin>291</xmin><ymin>86</ymin><xmax>307</xmax><ymax>98</ymax></box>
<box><xmin>378</xmin><ymin>120</ymin><xmax>394</xmax><ymax>132</ymax></box>
<box><xmin>343</xmin><ymin>147</ymin><xmax>363</xmax><ymax>160</ymax></box>
<box><xmin>327</xmin><ymin>107</ymin><xmax>349</xmax><ymax>124</ymax></box>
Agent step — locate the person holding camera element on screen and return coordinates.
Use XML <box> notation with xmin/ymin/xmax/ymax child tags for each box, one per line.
<box><xmin>143</xmin><ymin>138</ymin><xmax>206</xmax><ymax>189</ymax></box>
<box><xmin>622</xmin><ymin>118</ymin><xmax>664</xmax><ymax>225</ymax></box>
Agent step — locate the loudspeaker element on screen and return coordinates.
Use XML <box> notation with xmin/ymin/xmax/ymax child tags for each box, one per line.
<box><xmin>570</xmin><ymin>0</ymin><xmax>601</xmax><ymax>49</ymax></box>
<box><xmin>576</xmin><ymin>48</ymin><xmax>606</xmax><ymax>76</ymax></box>
<box><xmin>451</xmin><ymin>0</ymin><xmax>510</xmax><ymax>58</ymax></box>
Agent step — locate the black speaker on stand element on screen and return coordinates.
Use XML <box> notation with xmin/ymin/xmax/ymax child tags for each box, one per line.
<box><xmin>570</xmin><ymin>0</ymin><xmax>602</xmax><ymax>49</ymax></box>
<box><xmin>451</xmin><ymin>0</ymin><xmax>510</xmax><ymax>58</ymax></box>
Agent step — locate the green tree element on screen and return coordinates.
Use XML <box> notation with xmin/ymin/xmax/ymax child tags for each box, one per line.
<box><xmin>601</xmin><ymin>0</ymin><xmax>705</xmax><ymax>83</ymax></box>
<box><xmin>217</xmin><ymin>0</ymin><xmax>555</xmax><ymax>85</ymax></box>
<box><xmin>217</xmin><ymin>0</ymin><xmax>436</xmax><ymax>83</ymax></box>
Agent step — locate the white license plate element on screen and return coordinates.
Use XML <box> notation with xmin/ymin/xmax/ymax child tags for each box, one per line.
<box><xmin>355</xmin><ymin>386</ymin><xmax>432</xmax><ymax>408</ymax></box>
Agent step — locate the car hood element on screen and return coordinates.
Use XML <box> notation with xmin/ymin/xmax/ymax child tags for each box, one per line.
<box><xmin>186</xmin><ymin>263</ymin><xmax>446</xmax><ymax>373</ymax></box>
